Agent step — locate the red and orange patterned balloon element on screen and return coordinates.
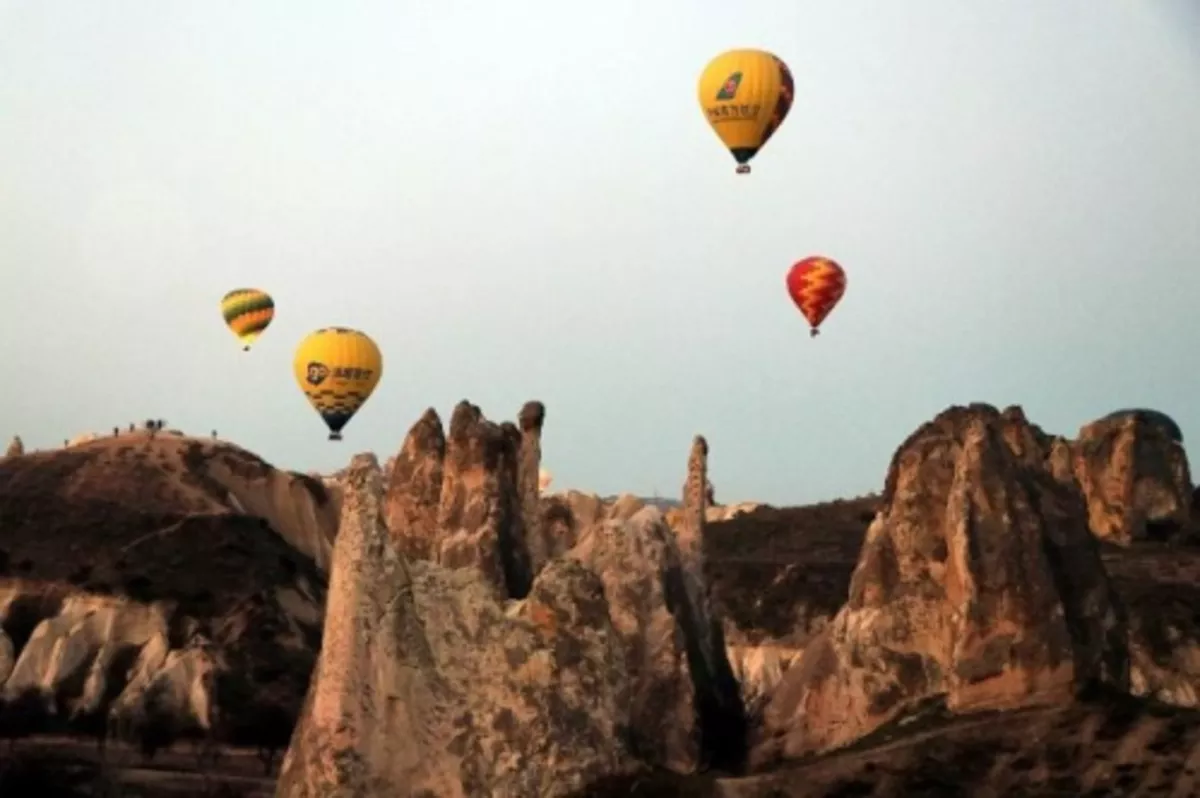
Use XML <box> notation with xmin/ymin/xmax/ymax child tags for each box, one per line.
<box><xmin>786</xmin><ymin>257</ymin><xmax>846</xmax><ymax>337</ymax></box>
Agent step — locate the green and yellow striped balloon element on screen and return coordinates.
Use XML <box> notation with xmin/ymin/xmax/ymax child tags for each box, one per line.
<box><xmin>220</xmin><ymin>288</ymin><xmax>275</xmax><ymax>352</ymax></box>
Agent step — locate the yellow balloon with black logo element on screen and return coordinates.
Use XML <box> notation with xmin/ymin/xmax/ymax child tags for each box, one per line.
<box><xmin>220</xmin><ymin>288</ymin><xmax>275</xmax><ymax>351</ymax></box>
<box><xmin>697</xmin><ymin>49</ymin><xmax>794</xmax><ymax>174</ymax></box>
<box><xmin>292</xmin><ymin>327</ymin><xmax>383</xmax><ymax>441</ymax></box>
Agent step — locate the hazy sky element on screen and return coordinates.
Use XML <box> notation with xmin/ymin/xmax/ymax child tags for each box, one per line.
<box><xmin>2</xmin><ymin>1</ymin><xmax>1198</xmax><ymax>505</ymax></box>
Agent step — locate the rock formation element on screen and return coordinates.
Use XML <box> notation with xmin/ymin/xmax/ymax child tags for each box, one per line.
<box><xmin>5</xmin><ymin>435</ymin><xmax>23</xmax><ymax>458</ymax></box>
<box><xmin>517</xmin><ymin>401</ymin><xmax>548</xmax><ymax>574</ymax></box>
<box><xmin>275</xmin><ymin>454</ymin><xmax>635</xmax><ymax>798</ymax></box>
<box><xmin>6</xmin><ymin>399</ymin><xmax>1200</xmax><ymax>795</ymax></box>
<box><xmin>1073</xmin><ymin>411</ymin><xmax>1192</xmax><ymax>545</ymax></box>
<box><xmin>383</xmin><ymin>407</ymin><xmax>445</xmax><ymax>561</ymax></box>
<box><xmin>679</xmin><ymin>436</ymin><xmax>708</xmax><ymax>565</ymax></box>
<box><xmin>436</xmin><ymin>401</ymin><xmax>534</xmax><ymax>600</ymax></box>
<box><xmin>753</xmin><ymin>404</ymin><xmax>1130</xmax><ymax>763</ymax></box>
<box><xmin>0</xmin><ymin>435</ymin><xmax>332</xmax><ymax>755</ymax></box>
<box><xmin>533</xmin><ymin>489</ymin><xmax>619</xmax><ymax>567</ymax></box>
<box><xmin>570</xmin><ymin>503</ymin><xmax>746</xmax><ymax>773</ymax></box>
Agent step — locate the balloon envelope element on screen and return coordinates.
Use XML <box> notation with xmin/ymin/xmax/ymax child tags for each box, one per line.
<box><xmin>292</xmin><ymin>327</ymin><xmax>383</xmax><ymax>440</ymax></box>
<box><xmin>697</xmin><ymin>48</ymin><xmax>794</xmax><ymax>173</ymax></box>
<box><xmin>220</xmin><ymin>288</ymin><xmax>275</xmax><ymax>351</ymax></box>
<box><xmin>786</xmin><ymin>257</ymin><xmax>846</xmax><ymax>336</ymax></box>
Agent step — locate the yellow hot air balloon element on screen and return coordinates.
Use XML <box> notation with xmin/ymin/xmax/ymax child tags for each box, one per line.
<box><xmin>292</xmin><ymin>327</ymin><xmax>383</xmax><ymax>441</ymax></box>
<box><xmin>220</xmin><ymin>288</ymin><xmax>275</xmax><ymax>351</ymax></box>
<box><xmin>697</xmin><ymin>49</ymin><xmax>794</xmax><ymax>174</ymax></box>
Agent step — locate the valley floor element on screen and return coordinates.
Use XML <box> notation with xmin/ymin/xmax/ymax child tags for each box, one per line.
<box><xmin>0</xmin><ymin>736</ymin><xmax>279</xmax><ymax>797</ymax></box>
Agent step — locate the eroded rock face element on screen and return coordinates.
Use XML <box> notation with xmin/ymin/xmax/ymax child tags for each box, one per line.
<box><xmin>570</xmin><ymin>505</ymin><xmax>746</xmax><ymax>773</ymax></box>
<box><xmin>1074</xmin><ymin>411</ymin><xmax>1192</xmax><ymax>545</ymax></box>
<box><xmin>1101</xmin><ymin>542</ymin><xmax>1200</xmax><ymax>710</ymax></box>
<box><xmin>551</xmin><ymin>491</ymin><xmax>608</xmax><ymax>534</ymax></box>
<box><xmin>532</xmin><ymin>490</ymin><xmax>632</xmax><ymax>569</ymax></box>
<box><xmin>384</xmin><ymin>408</ymin><xmax>446</xmax><ymax>562</ymax></box>
<box><xmin>558</xmin><ymin>493</ymin><xmax>672</xmax><ymax>549</ymax></box>
<box><xmin>753</xmin><ymin>404</ymin><xmax>1130</xmax><ymax>763</ymax></box>
<box><xmin>4</xmin><ymin>436</ymin><xmax>23</xmax><ymax>458</ymax></box>
<box><xmin>437</xmin><ymin>402</ymin><xmax>534</xmax><ymax>600</ymax></box>
<box><xmin>0</xmin><ymin>552</ymin><xmax>321</xmax><ymax>752</ymax></box>
<box><xmin>538</xmin><ymin>494</ymin><xmax>586</xmax><ymax>565</ymax></box>
<box><xmin>276</xmin><ymin>454</ymin><xmax>635</xmax><ymax>798</ymax></box>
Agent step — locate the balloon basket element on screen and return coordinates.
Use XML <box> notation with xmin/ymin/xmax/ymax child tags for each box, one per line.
<box><xmin>242</xmin><ymin>345</ymin><xmax>250</xmax><ymax>352</ymax></box>
<box><xmin>810</xmin><ymin>328</ymin><xmax>819</xmax><ymax>338</ymax></box>
<box><xmin>735</xmin><ymin>164</ymin><xmax>751</xmax><ymax>175</ymax></box>
<box><xmin>328</xmin><ymin>432</ymin><xmax>343</xmax><ymax>441</ymax></box>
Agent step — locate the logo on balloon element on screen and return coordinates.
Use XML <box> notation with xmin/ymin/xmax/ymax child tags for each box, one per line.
<box><xmin>306</xmin><ymin>362</ymin><xmax>330</xmax><ymax>386</ymax></box>
<box><xmin>716</xmin><ymin>71</ymin><xmax>742</xmax><ymax>101</ymax></box>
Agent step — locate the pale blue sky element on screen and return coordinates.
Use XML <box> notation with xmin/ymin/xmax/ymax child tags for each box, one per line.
<box><xmin>2</xmin><ymin>1</ymin><xmax>1198</xmax><ymax>505</ymax></box>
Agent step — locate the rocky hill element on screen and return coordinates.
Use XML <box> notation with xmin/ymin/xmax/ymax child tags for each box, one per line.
<box><xmin>1</xmin><ymin>402</ymin><xmax>1198</xmax><ymax>796</ymax></box>
<box><xmin>0</xmin><ymin>432</ymin><xmax>337</xmax><ymax>773</ymax></box>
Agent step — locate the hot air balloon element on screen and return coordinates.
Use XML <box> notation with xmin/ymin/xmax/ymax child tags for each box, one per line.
<box><xmin>786</xmin><ymin>257</ymin><xmax>846</xmax><ymax>337</ymax></box>
<box><xmin>292</xmin><ymin>327</ymin><xmax>383</xmax><ymax>441</ymax></box>
<box><xmin>220</xmin><ymin>288</ymin><xmax>275</xmax><ymax>351</ymax></box>
<box><xmin>697</xmin><ymin>48</ymin><xmax>794</xmax><ymax>174</ymax></box>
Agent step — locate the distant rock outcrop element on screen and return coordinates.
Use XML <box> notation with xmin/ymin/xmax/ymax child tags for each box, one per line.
<box><xmin>5</xmin><ymin>435</ymin><xmax>23</xmax><ymax>458</ymax></box>
<box><xmin>1073</xmin><ymin>411</ymin><xmax>1192</xmax><ymax>545</ymax></box>
<box><xmin>276</xmin><ymin>454</ymin><xmax>635</xmax><ymax>798</ymax></box>
<box><xmin>753</xmin><ymin>404</ymin><xmax>1130</xmax><ymax>763</ymax></box>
